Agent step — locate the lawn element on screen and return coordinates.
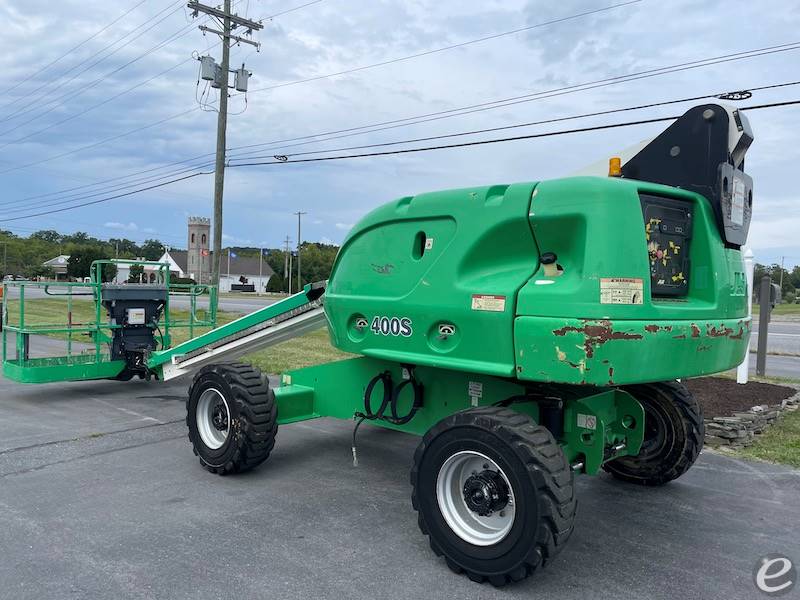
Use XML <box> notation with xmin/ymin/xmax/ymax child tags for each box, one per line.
<box><xmin>4</xmin><ymin>296</ymin><xmax>349</xmax><ymax>372</ymax></box>
<box><xmin>244</xmin><ymin>328</ymin><xmax>352</xmax><ymax>374</ymax></box>
<box><xmin>738</xmin><ymin>408</ymin><xmax>800</xmax><ymax>468</ymax></box>
<box><xmin>3</xmin><ymin>297</ymin><xmax>234</xmax><ymax>347</ymax></box>
<box><xmin>755</xmin><ymin>303</ymin><xmax>800</xmax><ymax>316</ymax></box>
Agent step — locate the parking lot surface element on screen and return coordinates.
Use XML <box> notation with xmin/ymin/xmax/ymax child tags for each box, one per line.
<box><xmin>1</xmin><ymin>372</ymin><xmax>799</xmax><ymax>600</ymax></box>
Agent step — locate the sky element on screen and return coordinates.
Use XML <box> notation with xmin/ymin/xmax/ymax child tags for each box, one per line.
<box><xmin>0</xmin><ymin>0</ymin><xmax>798</xmax><ymax>268</ymax></box>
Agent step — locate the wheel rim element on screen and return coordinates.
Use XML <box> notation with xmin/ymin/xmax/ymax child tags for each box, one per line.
<box><xmin>436</xmin><ymin>450</ymin><xmax>516</xmax><ymax>546</ymax></box>
<box><xmin>196</xmin><ymin>388</ymin><xmax>230</xmax><ymax>450</ymax></box>
<box><xmin>637</xmin><ymin>402</ymin><xmax>671</xmax><ymax>460</ymax></box>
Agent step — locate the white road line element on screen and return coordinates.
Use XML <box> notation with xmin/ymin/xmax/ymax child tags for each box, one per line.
<box><xmin>91</xmin><ymin>398</ymin><xmax>164</xmax><ymax>424</ymax></box>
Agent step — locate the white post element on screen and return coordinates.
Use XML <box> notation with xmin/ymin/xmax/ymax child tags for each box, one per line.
<box><xmin>737</xmin><ymin>247</ymin><xmax>755</xmax><ymax>384</ymax></box>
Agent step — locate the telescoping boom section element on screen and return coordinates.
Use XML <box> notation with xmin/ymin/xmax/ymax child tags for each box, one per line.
<box><xmin>148</xmin><ymin>283</ymin><xmax>326</xmax><ymax>381</ymax></box>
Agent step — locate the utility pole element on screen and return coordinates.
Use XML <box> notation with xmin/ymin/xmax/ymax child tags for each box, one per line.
<box><xmin>283</xmin><ymin>235</ymin><xmax>291</xmax><ymax>294</ymax></box>
<box><xmin>188</xmin><ymin>1</ymin><xmax>262</xmax><ymax>305</ymax></box>
<box><xmin>779</xmin><ymin>255</ymin><xmax>785</xmax><ymax>292</ymax></box>
<box><xmin>294</xmin><ymin>211</ymin><xmax>306</xmax><ymax>291</ymax></box>
<box><xmin>258</xmin><ymin>247</ymin><xmax>263</xmax><ymax>295</ymax></box>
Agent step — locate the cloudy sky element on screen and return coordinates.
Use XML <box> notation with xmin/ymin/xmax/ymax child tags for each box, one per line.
<box><xmin>0</xmin><ymin>0</ymin><xmax>798</xmax><ymax>267</ymax></box>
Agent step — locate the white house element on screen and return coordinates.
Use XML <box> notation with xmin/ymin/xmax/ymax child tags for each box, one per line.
<box><xmin>157</xmin><ymin>249</ymin><xmax>273</xmax><ymax>293</ymax></box>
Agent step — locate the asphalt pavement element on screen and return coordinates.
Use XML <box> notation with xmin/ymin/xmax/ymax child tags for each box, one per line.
<box><xmin>751</xmin><ymin>320</ymin><xmax>800</xmax><ymax>355</ymax></box>
<box><xmin>1</xmin><ymin>371</ymin><xmax>799</xmax><ymax>599</ymax></box>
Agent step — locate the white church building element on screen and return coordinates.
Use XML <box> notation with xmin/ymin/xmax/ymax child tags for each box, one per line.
<box><xmin>157</xmin><ymin>217</ymin><xmax>274</xmax><ymax>293</ymax></box>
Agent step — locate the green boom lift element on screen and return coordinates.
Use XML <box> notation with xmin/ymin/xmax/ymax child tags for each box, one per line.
<box><xmin>2</xmin><ymin>104</ymin><xmax>754</xmax><ymax>586</ymax></box>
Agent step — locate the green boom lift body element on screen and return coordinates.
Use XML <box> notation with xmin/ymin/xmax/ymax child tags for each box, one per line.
<box><xmin>2</xmin><ymin>104</ymin><xmax>755</xmax><ymax>586</ymax></box>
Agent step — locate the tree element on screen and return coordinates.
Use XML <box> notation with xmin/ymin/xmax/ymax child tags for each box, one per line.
<box><xmin>109</xmin><ymin>238</ymin><xmax>140</xmax><ymax>258</ymax></box>
<box><xmin>140</xmin><ymin>239</ymin><xmax>164</xmax><ymax>261</ymax></box>
<box><xmin>23</xmin><ymin>265</ymin><xmax>54</xmax><ymax>280</ymax></box>
<box><xmin>127</xmin><ymin>264</ymin><xmax>144</xmax><ymax>283</ymax></box>
<box><xmin>790</xmin><ymin>265</ymin><xmax>800</xmax><ymax>290</ymax></box>
<box><xmin>67</xmin><ymin>247</ymin><xmax>117</xmax><ymax>282</ymax></box>
<box><xmin>30</xmin><ymin>230</ymin><xmax>62</xmax><ymax>244</ymax></box>
<box><xmin>266</xmin><ymin>274</ymin><xmax>285</xmax><ymax>292</ymax></box>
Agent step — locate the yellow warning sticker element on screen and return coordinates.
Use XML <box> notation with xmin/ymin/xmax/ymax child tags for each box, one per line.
<box><xmin>600</xmin><ymin>278</ymin><xmax>644</xmax><ymax>305</ymax></box>
<box><xmin>471</xmin><ymin>294</ymin><xmax>506</xmax><ymax>312</ymax></box>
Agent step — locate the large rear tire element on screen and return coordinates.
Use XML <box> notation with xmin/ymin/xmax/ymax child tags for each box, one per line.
<box><xmin>411</xmin><ymin>406</ymin><xmax>576</xmax><ymax>586</ymax></box>
<box><xmin>603</xmin><ymin>380</ymin><xmax>703</xmax><ymax>486</ymax></box>
<box><xmin>186</xmin><ymin>363</ymin><xmax>277</xmax><ymax>475</ymax></box>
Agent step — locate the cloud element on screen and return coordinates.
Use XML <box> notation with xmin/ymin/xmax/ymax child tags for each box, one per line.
<box><xmin>1</xmin><ymin>0</ymin><xmax>798</xmax><ymax>269</ymax></box>
<box><xmin>104</xmin><ymin>221</ymin><xmax>138</xmax><ymax>232</ymax></box>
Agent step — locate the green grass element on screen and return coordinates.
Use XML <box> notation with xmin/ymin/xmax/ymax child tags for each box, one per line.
<box><xmin>4</xmin><ymin>298</ymin><xmax>233</xmax><ymax>347</ymax></box>
<box><xmin>4</xmin><ymin>297</ymin><xmax>349</xmax><ymax>373</ymax></box>
<box><xmin>755</xmin><ymin>303</ymin><xmax>800</xmax><ymax>316</ymax></box>
<box><xmin>738</xmin><ymin>408</ymin><xmax>800</xmax><ymax>468</ymax></box>
<box><xmin>244</xmin><ymin>328</ymin><xmax>352</xmax><ymax>374</ymax></box>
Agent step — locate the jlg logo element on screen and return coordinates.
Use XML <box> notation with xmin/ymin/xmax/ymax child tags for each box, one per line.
<box><xmin>370</xmin><ymin>316</ymin><xmax>413</xmax><ymax>337</ymax></box>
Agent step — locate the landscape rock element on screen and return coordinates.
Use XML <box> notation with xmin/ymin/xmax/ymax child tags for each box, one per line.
<box><xmin>703</xmin><ymin>387</ymin><xmax>800</xmax><ymax>450</ymax></box>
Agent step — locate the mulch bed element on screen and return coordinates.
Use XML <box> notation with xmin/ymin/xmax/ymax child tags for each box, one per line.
<box><xmin>685</xmin><ymin>377</ymin><xmax>796</xmax><ymax>418</ymax></box>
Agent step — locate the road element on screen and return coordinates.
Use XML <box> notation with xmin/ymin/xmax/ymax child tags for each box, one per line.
<box><xmin>0</xmin><ymin>370</ymin><xmax>798</xmax><ymax>600</ymax></box>
<box><xmin>751</xmin><ymin>320</ymin><xmax>800</xmax><ymax>355</ymax></box>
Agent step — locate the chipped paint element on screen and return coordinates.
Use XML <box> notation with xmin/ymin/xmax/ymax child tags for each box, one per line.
<box><xmin>553</xmin><ymin>320</ymin><xmax>643</xmax><ymax>358</ymax></box>
<box><xmin>690</xmin><ymin>324</ymin><xmax>701</xmax><ymax>338</ymax></box>
<box><xmin>706</xmin><ymin>323</ymin><xmax>734</xmax><ymax>338</ymax></box>
<box><xmin>608</xmin><ymin>366</ymin><xmax>614</xmax><ymax>385</ymax></box>
<box><xmin>644</xmin><ymin>324</ymin><xmax>673</xmax><ymax>333</ymax></box>
<box><xmin>555</xmin><ymin>345</ymin><xmax>586</xmax><ymax>373</ymax></box>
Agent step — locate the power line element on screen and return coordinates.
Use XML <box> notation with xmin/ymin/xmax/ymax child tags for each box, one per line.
<box><xmin>3</xmin><ymin>80</ymin><xmax>758</xmax><ymax>212</ymax></box>
<box><xmin>263</xmin><ymin>0</ymin><xmax>325</xmax><ymax>20</ymax></box>
<box><xmin>0</xmin><ymin>0</ymin><xmax>187</xmax><ymax>123</ymax></box>
<box><xmin>1</xmin><ymin>0</ymin><xmax>150</xmax><ymax>101</ymax></box>
<box><xmin>225</xmin><ymin>99</ymin><xmax>800</xmax><ymax>168</ymax></box>
<box><xmin>0</xmin><ymin>164</ymin><xmax>213</xmax><ymax>215</ymax></box>
<box><xmin>0</xmin><ymin>8</ymin><xmax>204</xmax><ymax>145</ymax></box>
<box><xmin>226</xmin><ymin>41</ymin><xmax>800</xmax><ymax>160</ymax></box>
<box><xmin>1</xmin><ymin>42</ymin><xmax>796</xmax><ymax>211</ymax></box>
<box><xmin>1</xmin><ymin>99</ymin><xmax>796</xmax><ymax>222</ymax></box>
<box><xmin>0</xmin><ymin>107</ymin><xmax>201</xmax><ymax>176</ymax></box>
<box><xmin>245</xmin><ymin>1</ymin><xmax>641</xmax><ymax>94</ymax></box>
<box><xmin>229</xmin><ymin>82</ymin><xmax>800</xmax><ymax>163</ymax></box>
<box><xmin>0</xmin><ymin>171</ymin><xmax>211</xmax><ymax>222</ymax></box>
<box><xmin>2</xmin><ymin>73</ymin><xmax>794</xmax><ymax>215</ymax></box>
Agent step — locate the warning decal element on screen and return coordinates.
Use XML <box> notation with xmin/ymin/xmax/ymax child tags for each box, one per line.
<box><xmin>577</xmin><ymin>413</ymin><xmax>597</xmax><ymax>430</ymax></box>
<box><xmin>600</xmin><ymin>278</ymin><xmax>644</xmax><ymax>305</ymax></box>
<box><xmin>471</xmin><ymin>294</ymin><xmax>506</xmax><ymax>312</ymax></box>
<box><xmin>731</xmin><ymin>176</ymin><xmax>746</xmax><ymax>226</ymax></box>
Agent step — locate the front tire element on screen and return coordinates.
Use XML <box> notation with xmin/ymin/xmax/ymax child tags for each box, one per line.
<box><xmin>187</xmin><ymin>363</ymin><xmax>277</xmax><ymax>475</ymax></box>
<box><xmin>603</xmin><ymin>380</ymin><xmax>703</xmax><ymax>486</ymax></box>
<box><xmin>411</xmin><ymin>407</ymin><xmax>576</xmax><ymax>586</ymax></box>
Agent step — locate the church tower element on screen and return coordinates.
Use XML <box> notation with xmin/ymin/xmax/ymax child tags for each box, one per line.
<box><xmin>187</xmin><ymin>216</ymin><xmax>211</xmax><ymax>283</ymax></box>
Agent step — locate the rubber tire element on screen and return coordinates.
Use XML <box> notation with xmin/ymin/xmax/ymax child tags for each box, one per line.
<box><xmin>603</xmin><ymin>380</ymin><xmax>703</xmax><ymax>486</ymax></box>
<box><xmin>411</xmin><ymin>406</ymin><xmax>576</xmax><ymax>587</ymax></box>
<box><xmin>186</xmin><ymin>362</ymin><xmax>277</xmax><ymax>475</ymax></box>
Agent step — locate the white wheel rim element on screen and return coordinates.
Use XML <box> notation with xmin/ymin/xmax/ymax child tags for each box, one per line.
<box><xmin>196</xmin><ymin>388</ymin><xmax>230</xmax><ymax>450</ymax></box>
<box><xmin>436</xmin><ymin>450</ymin><xmax>516</xmax><ymax>546</ymax></box>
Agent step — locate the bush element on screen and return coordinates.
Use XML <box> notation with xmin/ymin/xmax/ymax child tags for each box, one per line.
<box><xmin>784</xmin><ymin>291</ymin><xmax>796</xmax><ymax>305</ymax></box>
<box><xmin>266</xmin><ymin>274</ymin><xmax>285</xmax><ymax>293</ymax></box>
